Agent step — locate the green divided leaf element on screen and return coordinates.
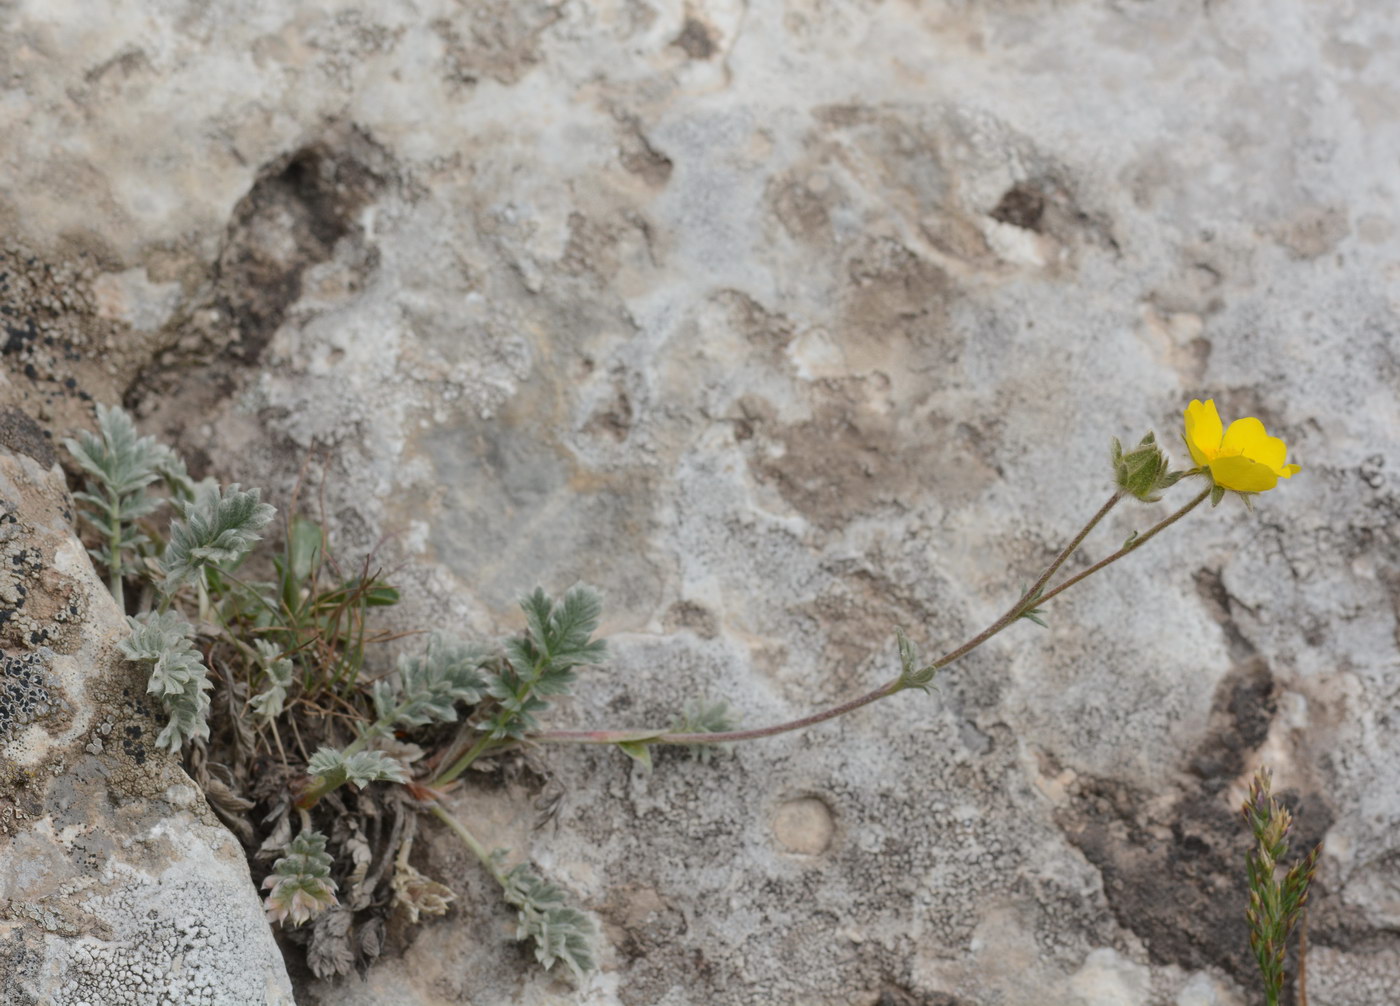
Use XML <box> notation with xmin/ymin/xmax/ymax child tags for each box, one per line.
<box><xmin>162</xmin><ymin>483</ymin><xmax>276</xmax><ymax>592</ymax></box>
<box><xmin>306</xmin><ymin>746</ymin><xmax>409</xmax><ymax>789</ymax></box>
<box><xmin>371</xmin><ymin>635</ymin><xmax>490</xmax><ymax>730</ymax></box>
<box><xmin>501</xmin><ymin>862</ymin><xmax>597</xmax><ymax>980</ymax></box>
<box><xmin>119</xmin><ymin>610</ymin><xmax>211</xmax><ymax>751</ymax></box>
<box><xmin>481</xmin><ymin>586</ymin><xmax>607</xmax><ymax>740</ymax></box>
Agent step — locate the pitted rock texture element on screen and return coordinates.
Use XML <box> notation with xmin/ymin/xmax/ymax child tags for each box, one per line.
<box><xmin>0</xmin><ymin>446</ymin><xmax>294</xmax><ymax>1006</ymax></box>
<box><xmin>3</xmin><ymin>1</ymin><xmax>1399</xmax><ymax>1004</ymax></box>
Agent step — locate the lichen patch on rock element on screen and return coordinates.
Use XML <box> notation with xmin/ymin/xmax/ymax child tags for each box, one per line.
<box><xmin>0</xmin><ymin>445</ymin><xmax>293</xmax><ymax>1005</ymax></box>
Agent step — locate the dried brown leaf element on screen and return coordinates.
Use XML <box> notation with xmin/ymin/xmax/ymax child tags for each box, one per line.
<box><xmin>391</xmin><ymin>860</ymin><xmax>456</xmax><ymax>925</ymax></box>
<box><xmin>257</xmin><ymin>813</ymin><xmax>293</xmax><ymax>861</ymax></box>
<box><xmin>307</xmin><ymin>906</ymin><xmax>355</xmax><ymax>978</ymax></box>
<box><xmin>357</xmin><ymin>915</ymin><xmax>386</xmax><ymax>965</ymax></box>
<box><xmin>202</xmin><ymin>775</ymin><xmax>255</xmax><ymax>845</ymax></box>
<box><xmin>344</xmin><ymin>821</ymin><xmax>374</xmax><ymax>910</ymax></box>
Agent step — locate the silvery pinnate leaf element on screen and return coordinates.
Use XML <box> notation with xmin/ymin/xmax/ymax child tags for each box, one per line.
<box><xmin>119</xmin><ymin>610</ymin><xmax>211</xmax><ymax>751</ymax></box>
<box><xmin>63</xmin><ymin>404</ymin><xmax>191</xmax><ymax>583</ymax></box>
<box><xmin>154</xmin><ymin>683</ymin><xmax>213</xmax><ymax>752</ymax></box>
<box><xmin>502</xmin><ymin>862</ymin><xmax>597</xmax><ymax>980</ymax></box>
<box><xmin>162</xmin><ymin>483</ymin><xmax>276</xmax><ymax>590</ymax></box>
<box><xmin>263</xmin><ymin>829</ymin><xmax>339</xmax><ymax>927</ymax></box>
<box><xmin>306</xmin><ymin>746</ymin><xmax>408</xmax><ymax>789</ymax></box>
<box><xmin>63</xmin><ymin>403</ymin><xmax>167</xmax><ymax>498</ymax></box>
<box><xmin>249</xmin><ymin>639</ymin><xmax>294</xmax><ymax>721</ymax></box>
<box><xmin>383</xmin><ymin>635</ymin><xmax>490</xmax><ymax>728</ymax></box>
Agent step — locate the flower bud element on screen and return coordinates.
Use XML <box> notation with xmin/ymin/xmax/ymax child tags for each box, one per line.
<box><xmin>1112</xmin><ymin>432</ymin><xmax>1183</xmax><ymax>503</ymax></box>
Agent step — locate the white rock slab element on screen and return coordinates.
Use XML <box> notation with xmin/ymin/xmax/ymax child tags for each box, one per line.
<box><xmin>0</xmin><ymin>431</ymin><xmax>294</xmax><ymax>1006</ymax></box>
<box><xmin>2</xmin><ymin>0</ymin><xmax>1398</xmax><ymax>1004</ymax></box>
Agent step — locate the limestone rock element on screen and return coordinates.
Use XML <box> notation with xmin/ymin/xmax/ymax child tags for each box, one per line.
<box><xmin>2</xmin><ymin>1</ymin><xmax>1400</xmax><ymax>1004</ymax></box>
<box><xmin>0</xmin><ymin>432</ymin><xmax>293</xmax><ymax>1006</ymax></box>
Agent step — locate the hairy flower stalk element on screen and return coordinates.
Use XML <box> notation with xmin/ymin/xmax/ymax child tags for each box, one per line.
<box><xmin>533</xmin><ymin>404</ymin><xmax>1298</xmax><ymax>754</ymax></box>
<box><xmin>530</xmin><ymin>486</ymin><xmax>1209</xmax><ymax>750</ymax></box>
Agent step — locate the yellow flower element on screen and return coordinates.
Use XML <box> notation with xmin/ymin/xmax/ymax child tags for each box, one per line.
<box><xmin>1183</xmin><ymin>399</ymin><xmax>1300</xmax><ymax>493</ymax></box>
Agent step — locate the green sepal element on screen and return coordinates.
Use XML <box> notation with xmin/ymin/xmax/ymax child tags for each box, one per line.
<box><xmin>1210</xmin><ymin>484</ymin><xmax>1226</xmax><ymax>507</ymax></box>
<box><xmin>1112</xmin><ymin>431</ymin><xmax>1183</xmax><ymax>503</ymax></box>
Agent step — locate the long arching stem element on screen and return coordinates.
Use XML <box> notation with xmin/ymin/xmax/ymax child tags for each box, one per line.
<box><xmin>532</xmin><ymin>486</ymin><xmax>1208</xmax><ymax>750</ymax></box>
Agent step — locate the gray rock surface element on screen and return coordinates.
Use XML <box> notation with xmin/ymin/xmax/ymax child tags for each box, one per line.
<box><xmin>3</xmin><ymin>1</ymin><xmax>1399</xmax><ymax>1004</ymax></box>
<box><xmin>0</xmin><ymin>435</ymin><xmax>295</xmax><ymax>1006</ymax></box>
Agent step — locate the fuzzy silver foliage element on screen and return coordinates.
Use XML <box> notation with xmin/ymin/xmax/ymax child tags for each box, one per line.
<box><xmin>481</xmin><ymin>586</ymin><xmax>607</xmax><ymax>740</ymax></box>
<box><xmin>161</xmin><ymin>482</ymin><xmax>276</xmax><ymax>591</ymax></box>
<box><xmin>263</xmin><ymin>829</ymin><xmax>339</xmax><ymax>927</ymax></box>
<box><xmin>500</xmin><ymin>860</ymin><xmax>597</xmax><ymax>980</ymax></box>
<box><xmin>64</xmin><ymin>403</ymin><xmax>171</xmax><ymax>501</ymax></box>
<box><xmin>152</xmin><ymin>447</ymin><xmax>201</xmax><ymax>504</ymax></box>
<box><xmin>249</xmin><ymin>639</ymin><xmax>294</xmax><ymax>722</ymax></box>
<box><xmin>370</xmin><ymin>635</ymin><xmax>490</xmax><ymax>731</ymax></box>
<box><xmin>120</xmin><ymin>610</ymin><xmax>211</xmax><ymax>751</ymax></box>
<box><xmin>64</xmin><ymin>403</ymin><xmax>183</xmax><ymax>579</ymax></box>
<box><xmin>306</xmin><ymin>746</ymin><xmax>409</xmax><ymax>789</ymax></box>
<box><xmin>668</xmin><ymin>698</ymin><xmax>737</xmax><ymax>764</ymax></box>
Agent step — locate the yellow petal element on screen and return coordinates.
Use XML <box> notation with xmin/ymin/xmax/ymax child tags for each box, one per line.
<box><xmin>1184</xmin><ymin>399</ymin><xmax>1222</xmax><ymax>466</ymax></box>
<box><xmin>1279</xmin><ymin>463</ymin><xmax>1300</xmax><ymax>478</ymax></box>
<box><xmin>1220</xmin><ymin>416</ymin><xmax>1266</xmax><ymax>454</ymax></box>
<box><xmin>1256</xmin><ymin>435</ymin><xmax>1290</xmax><ymax>472</ymax></box>
<box><xmin>1221</xmin><ymin>416</ymin><xmax>1293</xmax><ymax>472</ymax></box>
<box><xmin>1208</xmin><ymin>455</ymin><xmax>1280</xmax><ymax>493</ymax></box>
